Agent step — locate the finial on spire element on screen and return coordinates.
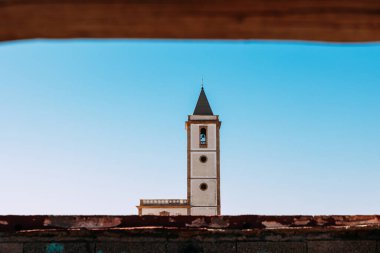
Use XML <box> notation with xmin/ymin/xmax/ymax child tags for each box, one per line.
<box><xmin>201</xmin><ymin>77</ymin><xmax>204</xmax><ymax>89</ymax></box>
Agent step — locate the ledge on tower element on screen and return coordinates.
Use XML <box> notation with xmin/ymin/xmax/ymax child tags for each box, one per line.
<box><xmin>188</xmin><ymin>115</ymin><xmax>219</xmax><ymax>121</ymax></box>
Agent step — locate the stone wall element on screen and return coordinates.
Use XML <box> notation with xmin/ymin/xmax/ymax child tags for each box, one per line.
<box><xmin>1</xmin><ymin>215</ymin><xmax>380</xmax><ymax>253</ymax></box>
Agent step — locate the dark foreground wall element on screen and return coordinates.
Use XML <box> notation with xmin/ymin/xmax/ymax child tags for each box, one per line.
<box><xmin>1</xmin><ymin>215</ymin><xmax>380</xmax><ymax>253</ymax></box>
<box><xmin>1</xmin><ymin>0</ymin><xmax>380</xmax><ymax>42</ymax></box>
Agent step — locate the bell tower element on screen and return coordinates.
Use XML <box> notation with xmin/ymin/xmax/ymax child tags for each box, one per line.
<box><xmin>186</xmin><ymin>87</ymin><xmax>221</xmax><ymax>215</ymax></box>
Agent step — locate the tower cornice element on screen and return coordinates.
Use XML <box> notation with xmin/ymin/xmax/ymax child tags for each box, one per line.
<box><xmin>185</xmin><ymin>119</ymin><xmax>221</xmax><ymax>130</ymax></box>
<box><xmin>188</xmin><ymin>115</ymin><xmax>219</xmax><ymax>121</ymax></box>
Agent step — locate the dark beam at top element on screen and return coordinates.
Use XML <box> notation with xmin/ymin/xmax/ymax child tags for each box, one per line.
<box><xmin>1</xmin><ymin>0</ymin><xmax>380</xmax><ymax>42</ymax></box>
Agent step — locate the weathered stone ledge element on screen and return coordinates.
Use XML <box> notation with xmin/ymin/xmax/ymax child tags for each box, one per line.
<box><xmin>1</xmin><ymin>215</ymin><xmax>380</xmax><ymax>231</ymax></box>
<box><xmin>1</xmin><ymin>215</ymin><xmax>380</xmax><ymax>252</ymax></box>
<box><xmin>1</xmin><ymin>0</ymin><xmax>380</xmax><ymax>42</ymax></box>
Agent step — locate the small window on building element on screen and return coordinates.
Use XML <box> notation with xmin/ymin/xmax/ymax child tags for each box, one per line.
<box><xmin>200</xmin><ymin>183</ymin><xmax>208</xmax><ymax>191</ymax></box>
<box><xmin>200</xmin><ymin>127</ymin><xmax>207</xmax><ymax>147</ymax></box>
<box><xmin>159</xmin><ymin>211</ymin><xmax>170</xmax><ymax>216</ymax></box>
<box><xmin>200</xmin><ymin>155</ymin><xmax>207</xmax><ymax>163</ymax></box>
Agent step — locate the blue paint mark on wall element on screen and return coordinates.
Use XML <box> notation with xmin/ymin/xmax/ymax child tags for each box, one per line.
<box><xmin>46</xmin><ymin>243</ymin><xmax>64</xmax><ymax>253</ymax></box>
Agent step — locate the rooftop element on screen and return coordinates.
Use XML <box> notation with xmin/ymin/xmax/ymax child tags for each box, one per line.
<box><xmin>139</xmin><ymin>199</ymin><xmax>188</xmax><ymax>206</ymax></box>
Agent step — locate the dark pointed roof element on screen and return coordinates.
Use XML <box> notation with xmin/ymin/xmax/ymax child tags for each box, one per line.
<box><xmin>193</xmin><ymin>87</ymin><xmax>214</xmax><ymax>115</ymax></box>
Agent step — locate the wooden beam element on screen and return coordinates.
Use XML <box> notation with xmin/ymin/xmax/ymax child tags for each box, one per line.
<box><xmin>1</xmin><ymin>0</ymin><xmax>380</xmax><ymax>42</ymax></box>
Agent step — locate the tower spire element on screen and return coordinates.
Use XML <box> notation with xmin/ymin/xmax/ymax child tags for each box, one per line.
<box><xmin>193</xmin><ymin>86</ymin><xmax>213</xmax><ymax>115</ymax></box>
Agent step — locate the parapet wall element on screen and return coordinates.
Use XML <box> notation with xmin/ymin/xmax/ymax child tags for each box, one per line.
<box><xmin>1</xmin><ymin>215</ymin><xmax>380</xmax><ymax>253</ymax></box>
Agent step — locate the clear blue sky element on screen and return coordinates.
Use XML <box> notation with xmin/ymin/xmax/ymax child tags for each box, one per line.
<box><xmin>0</xmin><ymin>39</ymin><xmax>379</xmax><ymax>215</ymax></box>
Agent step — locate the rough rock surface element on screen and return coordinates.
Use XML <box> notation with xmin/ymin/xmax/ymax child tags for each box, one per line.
<box><xmin>1</xmin><ymin>215</ymin><xmax>380</xmax><ymax>252</ymax></box>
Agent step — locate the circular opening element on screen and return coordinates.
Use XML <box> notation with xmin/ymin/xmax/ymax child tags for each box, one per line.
<box><xmin>199</xmin><ymin>155</ymin><xmax>208</xmax><ymax>163</ymax></box>
<box><xmin>199</xmin><ymin>183</ymin><xmax>208</xmax><ymax>191</ymax></box>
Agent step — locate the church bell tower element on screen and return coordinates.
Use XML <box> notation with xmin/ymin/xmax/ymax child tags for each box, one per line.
<box><xmin>186</xmin><ymin>87</ymin><xmax>221</xmax><ymax>215</ymax></box>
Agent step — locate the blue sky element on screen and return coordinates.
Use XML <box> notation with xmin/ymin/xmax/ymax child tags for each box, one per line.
<box><xmin>0</xmin><ymin>40</ymin><xmax>379</xmax><ymax>215</ymax></box>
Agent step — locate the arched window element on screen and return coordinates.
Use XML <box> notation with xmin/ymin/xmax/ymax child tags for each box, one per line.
<box><xmin>200</xmin><ymin>127</ymin><xmax>207</xmax><ymax>145</ymax></box>
<box><xmin>159</xmin><ymin>211</ymin><xmax>170</xmax><ymax>216</ymax></box>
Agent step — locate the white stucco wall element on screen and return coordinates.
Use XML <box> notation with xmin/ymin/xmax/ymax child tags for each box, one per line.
<box><xmin>191</xmin><ymin>207</ymin><xmax>217</xmax><ymax>216</ymax></box>
<box><xmin>190</xmin><ymin>124</ymin><xmax>216</xmax><ymax>150</ymax></box>
<box><xmin>188</xmin><ymin>118</ymin><xmax>220</xmax><ymax>216</ymax></box>
<box><xmin>191</xmin><ymin>152</ymin><xmax>216</xmax><ymax>178</ymax></box>
<box><xmin>140</xmin><ymin>207</ymin><xmax>188</xmax><ymax>216</ymax></box>
<box><xmin>190</xmin><ymin>179</ymin><xmax>217</xmax><ymax>206</ymax></box>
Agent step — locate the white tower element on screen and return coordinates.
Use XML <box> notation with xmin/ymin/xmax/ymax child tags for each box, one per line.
<box><xmin>137</xmin><ymin>87</ymin><xmax>221</xmax><ymax>216</ymax></box>
<box><xmin>186</xmin><ymin>87</ymin><xmax>221</xmax><ymax>215</ymax></box>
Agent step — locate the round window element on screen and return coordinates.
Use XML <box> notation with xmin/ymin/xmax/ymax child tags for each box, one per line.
<box><xmin>199</xmin><ymin>155</ymin><xmax>208</xmax><ymax>163</ymax></box>
<box><xmin>199</xmin><ymin>183</ymin><xmax>208</xmax><ymax>191</ymax></box>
